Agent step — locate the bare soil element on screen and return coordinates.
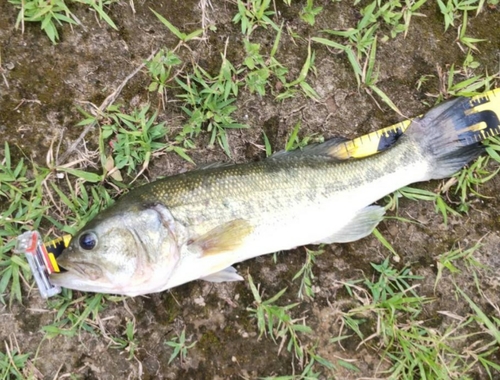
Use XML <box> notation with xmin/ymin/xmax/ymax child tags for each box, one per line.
<box><xmin>1</xmin><ymin>0</ymin><xmax>500</xmax><ymax>379</ymax></box>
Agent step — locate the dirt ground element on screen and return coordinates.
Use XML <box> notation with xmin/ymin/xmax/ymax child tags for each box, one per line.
<box><xmin>1</xmin><ymin>0</ymin><xmax>500</xmax><ymax>379</ymax></box>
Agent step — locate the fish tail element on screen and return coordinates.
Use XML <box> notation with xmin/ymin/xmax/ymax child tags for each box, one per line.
<box><xmin>408</xmin><ymin>95</ymin><xmax>500</xmax><ymax>180</ymax></box>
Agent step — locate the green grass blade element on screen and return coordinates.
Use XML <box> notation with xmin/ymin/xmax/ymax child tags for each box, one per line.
<box><xmin>456</xmin><ymin>287</ymin><xmax>500</xmax><ymax>345</ymax></box>
<box><xmin>150</xmin><ymin>8</ymin><xmax>185</xmax><ymax>40</ymax></box>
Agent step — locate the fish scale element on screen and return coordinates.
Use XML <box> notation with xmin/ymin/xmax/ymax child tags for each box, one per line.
<box><xmin>99</xmin><ymin>134</ymin><xmax>427</xmax><ymax>276</ymax></box>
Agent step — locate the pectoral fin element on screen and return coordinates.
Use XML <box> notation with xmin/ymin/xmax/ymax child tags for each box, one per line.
<box><xmin>315</xmin><ymin>205</ymin><xmax>385</xmax><ymax>244</ymax></box>
<box><xmin>188</xmin><ymin>219</ymin><xmax>254</xmax><ymax>256</ymax></box>
<box><xmin>201</xmin><ymin>266</ymin><xmax>243</xmax><ymax>282</ymax></box>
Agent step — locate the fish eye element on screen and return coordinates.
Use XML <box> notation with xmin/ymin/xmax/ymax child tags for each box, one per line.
<box><xmin>79</xmin><ymin>232</ymin><xmax>98</xmax><ymax>250</ymax></box>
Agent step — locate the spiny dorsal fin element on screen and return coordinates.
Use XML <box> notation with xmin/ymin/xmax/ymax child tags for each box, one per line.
<box><xmin>269</xmin><ymin>130</ymin><xmax>403</xmax><ymax>162</ymax></box>
<box><xmin>188</xmin><ymin>219</ymin><xmax>254</xmax><ymax>256</ymax></box>
<box><xmin>269</xmin><ymin>137</ymin><xmax>351</xmax><ymax>161</ymax></box>
<box><xmin>195</xmin><ymin>162</ymin><xmax>234</xmax><ymax>171</ymax></box>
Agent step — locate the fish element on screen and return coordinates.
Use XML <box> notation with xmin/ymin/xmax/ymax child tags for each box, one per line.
<box><xmin>50</xmin><ymin>95</ymin><xmax>500</xmax><ymax>296</ymax></box>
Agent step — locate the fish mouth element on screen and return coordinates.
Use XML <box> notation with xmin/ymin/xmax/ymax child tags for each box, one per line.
<box><xmin>49</xmin><ymin>265</ymin><xmax>107</xmax><ymax>293</ymax></box>
<box><xmin>51</xmin><ymin>261</ymin><xmax>104</xmax><ymax>282</ymax></box>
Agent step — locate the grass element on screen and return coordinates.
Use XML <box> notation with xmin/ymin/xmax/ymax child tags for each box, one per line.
<box><xmin>98</xmin><ymin>104</ymin><xmax>170</xmax><ymax>176</ymax></box>
<box><xmin>385</xmin><ymin>186</ymin><xmax>460</xmax><ymax>226</ymax></box>
<box><xmin>429</xmin><ymin>63</ymin><xmax>498</xmax><ymax>103</ymax></box>
<box><xmin>279</xmin><ymin>43</ymin><xmax>320</xmax><ymax>102</ymax></box>
<box><xmin>312</xmin><ymin>0</ymin><xmax>494</xmax><ymax>113</ymax></box>
<box><xmin>78</xmin><ymin>103</ymin><xmax>194</xmax><ymax>176</ymax></box>
<box><xmin>247</xmin><ymin>274</ymin><xmax>334</xmax><ymax>372</ymax></box>
<box><xmin>151</xmin><ymin>9</ymin><xmax>203</xmax><ymax>46</ymax></box>
<box><xmin>437</xmin><ymin>0</ymin><xmax>489</xmax><ymax>32</ymax></box>
<box><xmin>165</xmin><ymin>328</ymin><xmax>197</xmax><ymax>365</ymax></box>
<box><xmin>243</xmin><ymin>39</ymin><xmax>273</xmax><ymax>96</ymax></box>
<box><xmin>9</xmin><ymin>0</ymin><xmax>119</xmax><ymax>44</ymax></box>
<box><xmin>0</xmin><ymin>152</ymin><xmax>126</xmax><ymax>340</ymax></box>
<box><xmin>110</xmin><ymin>319</ymin><xmax>139</xmax><ymax>360</ymax></box>
<box><xmin>0</xmin><ymin>337</ymin><xmax>31</xmax><ymax>379</ymax></box>
<box><xmin>232</xmin><ymin>0</ymin><xmax>279</xmax><ymax>36</ymax></box>
<box><xmin>2</xmin><ymin>0</ymin><xmax>500</xmax><ymax>378</ymax></box>
<box><xmin>0</xmin><ymin>143</ymin><xmax>48</xmax><ymax>305</ymax></box>
<box><xmin>300</xmin><ymin>0</ymin><xmax>323</xmax><ymax>26</ymax></box>
<box><xmin>292</xmin><ymin>248</ymin><xmax>323</xmax><ymax>300</ymax></box>
<box><xmin>145</xmin><ymin>48</ymin><xmax>182</xmax><ymax>109</ymax></box>
<box><xmin>313</xmin><ymin>32</ymin><xmax>403</xmax><ymax>114</ymax></box>
<box><xmin>434</xmin><ymin>243</ymin><xmax>486</xmax><ymax>293</ymax></box>
<box><xmin>336</xmin><ymin>253</ymin><xmax>500</xmax><ymax>379</ymax></box>
<box><xmin>0</xmin><ymin>140</ymin><xmax>120</xmax><ymax>362</ymax></box>
<box><xmin>42</xmin><ymin>292</ymin><xmax>106</xmax><ymax>338</ymax></box>
<box><xmin>313</xmin><ymin>0</ymin><xmax>428</xmax><ymax>55</ymax></box>
<box><xmin>243</xmin><ymin>31</ymin><xmax>289</xmax><ymax>97</ymax></box>
<box><xmin>284</xmin><ymin>121</ymin><xmax>323</xmax><ymax>152</ymax></box>
<box><xmin>175</xmin><ymin>61</ymin><xmax>247</xmax><ymax>157</ymax></box>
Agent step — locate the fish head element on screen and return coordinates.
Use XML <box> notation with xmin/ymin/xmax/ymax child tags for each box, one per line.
<box><xmin>50</xmin><ymin>204</ymin><xmax>181</xmax><ymax>296</ymax></box>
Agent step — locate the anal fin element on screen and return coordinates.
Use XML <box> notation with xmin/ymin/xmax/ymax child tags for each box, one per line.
<box><xmin>315</xmin><ymin>205</ymin><xmax>385</xmax><ymax>244</ymax></box>
<box><xmin>200</xmin><ymin>266</ymin><xmax>243</xmax><ymax>282</ymax></box>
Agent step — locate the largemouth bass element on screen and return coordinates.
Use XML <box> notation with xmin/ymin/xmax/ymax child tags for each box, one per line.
<box><xmin>50</xmin><ymin>95</ymin><xmax>500</xmax><ymax>296</ymax></box>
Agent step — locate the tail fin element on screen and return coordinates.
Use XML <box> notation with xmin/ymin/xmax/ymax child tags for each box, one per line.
<box><xmin>407</xmin><ymin>96</ymin><xmax>500</xmax><ymax>180</ymax></box>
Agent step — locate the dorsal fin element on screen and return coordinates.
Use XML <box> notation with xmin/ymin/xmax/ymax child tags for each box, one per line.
<box><xmin>270</xmin><ymin>122</ymin><xmax>408</xmax><ymax>162</ymax></box>
<box><xmin>195</xmin><ymin>162</ymin><xmax>234</xmax><ymax>171</ymax></box>
<box><xmin>269</xmin><ymin>137</ymin><xmax>351</xmax><ymax>161</ymax></box>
